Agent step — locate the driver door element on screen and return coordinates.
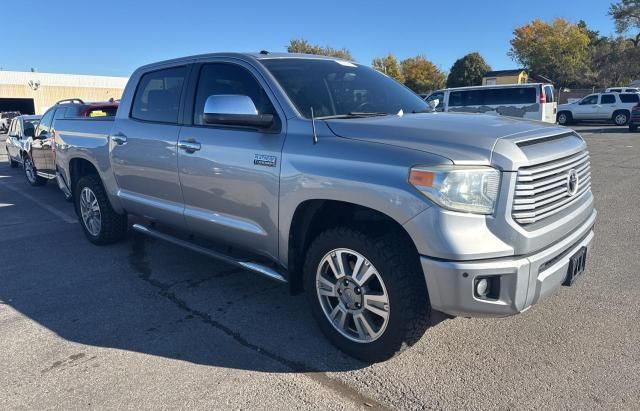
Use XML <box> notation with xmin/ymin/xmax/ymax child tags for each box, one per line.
<box><xmin>177</xmin><ymin>61</ymin><xmax>287</xmax><ymax>260</ymax></box>
<box><xmin>31</xmin><ymin>108</ymin><xmax>56</xmax><ymax>173</ymax></box>
<box><xmin>573</xmin><ymin>95</ymin><xmax>599</xmax><ymax>120</ymax></box>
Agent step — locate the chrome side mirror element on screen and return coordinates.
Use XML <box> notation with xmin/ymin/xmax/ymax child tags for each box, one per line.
<box><xmin>203</xmin><ymin>95</ymin><xmax>274</xmax><ymax>128</ymax></box>
<box><xmin>427</xmin><ymin>99</ymin><xmax>440</xmax><ymax>112</ymax></box>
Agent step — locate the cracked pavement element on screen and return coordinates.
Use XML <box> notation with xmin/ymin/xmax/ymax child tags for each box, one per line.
<box><xmin>1</xmin><ymin>125</ymin><xmax>639</xmax><ymax>409</ymax></box>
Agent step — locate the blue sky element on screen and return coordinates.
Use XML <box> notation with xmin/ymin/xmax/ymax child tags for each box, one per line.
<box><xmin>4</xmin><ymin>0</ymin><xmax>616</xmax><ymax>77</ymax></box>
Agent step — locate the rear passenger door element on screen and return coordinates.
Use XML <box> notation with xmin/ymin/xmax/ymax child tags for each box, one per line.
<box><xmin>110</xmin><ymin>65</ymin><xmax>189</xmax><ymax>227</ymax></box>
<box><xmin>177</xmin><ymin>61</ymin><xmax>287</xmax><ymax>260</ymax></box>
<box><xmin>598</xmin><ymin>94</ymin><xmax>617</xmax><ymax>119</ymax></box>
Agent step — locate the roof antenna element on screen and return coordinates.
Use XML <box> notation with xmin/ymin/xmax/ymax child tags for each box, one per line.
<box><xmin>310</xmin><ymin>106</ymin><xmax>318</xmax><ymax>144</ymax></box>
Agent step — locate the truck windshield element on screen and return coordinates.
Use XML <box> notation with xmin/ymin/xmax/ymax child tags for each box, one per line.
<box><xmin>261</xmin><ymin>58</ymin><xmax>428</xmax><ymax>119</ymax></box>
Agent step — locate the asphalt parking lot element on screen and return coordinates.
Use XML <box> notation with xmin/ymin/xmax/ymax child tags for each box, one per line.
<box><xmin>1</xmin><ymin>125</ymin><xmax>639</xmax><ymax>410</ymax></box>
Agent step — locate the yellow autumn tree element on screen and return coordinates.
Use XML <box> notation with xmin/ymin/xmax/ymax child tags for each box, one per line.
<box><xmin>372</xmin><ymin>54</ymin><xmax>405</xmax><ymax>83</ymax></box>
<box><xmin>400</xmin><ymin>56</ymin><xmax>446</xmax><ymax>94</ymax></box>
<box><xmin>509</xmin><ymin>18</ymin><xmax>590</xmax><ymax>86</ymax></box>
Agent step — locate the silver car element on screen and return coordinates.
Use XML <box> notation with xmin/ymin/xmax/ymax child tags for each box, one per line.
<box><xmin>5</xmin><ymin>115</ymin><xmax>41</xmax><ymax>168</ymax></box>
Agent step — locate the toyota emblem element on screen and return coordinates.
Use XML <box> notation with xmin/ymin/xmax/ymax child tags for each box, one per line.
<box><xmin>566</xmin><ymin>169</ymin><xmax>579</xmax><ymax>196</ymax></box>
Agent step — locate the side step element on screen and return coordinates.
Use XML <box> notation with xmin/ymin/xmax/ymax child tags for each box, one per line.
<box><xmin>131</xmin><ymin>224</ymin><xmax>287</xmax><ymax>283</ymax></box>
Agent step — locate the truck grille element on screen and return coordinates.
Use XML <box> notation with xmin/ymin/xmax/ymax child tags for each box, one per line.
<box><xmin>512</xmin><ymin>150</ymin><xmax>591</xmax><ymax>224</ymax></box>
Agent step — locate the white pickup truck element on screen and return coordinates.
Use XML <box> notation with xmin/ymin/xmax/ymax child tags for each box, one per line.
<box><xmin>557</xmin><ymin>92</ymin><xmax>640</xmax><ymax>126</ymax></box>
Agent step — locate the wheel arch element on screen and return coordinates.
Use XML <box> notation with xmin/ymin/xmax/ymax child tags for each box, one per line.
<box><xmin>286</xmin><ymin>199</ymin><xmax>423</xmax><ymax>295</ymax></box>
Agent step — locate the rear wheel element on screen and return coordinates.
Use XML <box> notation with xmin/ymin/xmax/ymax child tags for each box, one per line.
<box><xmin>613</xmin><ymin>111</ymin><xmax>629</xmax><ymax>126</ymax></box>
<box><xmin>304</xmin><ymin>227</ymin><xmax>430</xmax><ymax>362</ymax></box>
<box><xmin>23</xmin><ymin>155</ymin><xmax>46</xmax><ymax>186</ymax></box>
<box><xmin>75</xmin><ymin>175</ymin><xmax>128</xmax><ymax>245</ymax></box>
<box><xmin>557</xmin><ymin>111</ymin><xmax>572</xmax><ymax>125</ymax></box>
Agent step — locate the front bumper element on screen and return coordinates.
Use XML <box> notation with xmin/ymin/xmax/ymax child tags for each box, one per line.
<box><xmin>421</xmin><ymin>209</ymin><xmax>597</xmax><ymax>317</ymax></box>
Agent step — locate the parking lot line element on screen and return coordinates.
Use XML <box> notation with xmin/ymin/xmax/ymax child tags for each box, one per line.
<box><xmin>1</xmin><ymin>182</ymin><xmax>77</xmax><ymax>224</ymax></box>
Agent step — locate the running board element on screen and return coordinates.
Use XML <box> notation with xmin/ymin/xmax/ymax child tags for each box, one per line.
<box><xmin>131</xmin><ymin>223</ymin><xmax>287</xmax><ymax>283</ymax></box>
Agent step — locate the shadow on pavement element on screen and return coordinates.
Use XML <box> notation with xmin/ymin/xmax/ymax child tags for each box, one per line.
<box><xmin>0</xmin><ymin>161</ymin><xmax>446</xmax><ymax>374</ymax></box>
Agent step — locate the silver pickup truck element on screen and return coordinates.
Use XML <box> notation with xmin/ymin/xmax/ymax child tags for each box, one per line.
<box><xmin>54</xmin><ymin>52</ymin><xmax>596</xmax><ymax>362</ymax></box>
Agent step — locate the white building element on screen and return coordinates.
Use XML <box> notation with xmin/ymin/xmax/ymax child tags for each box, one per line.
<box><xmin>0</xmin><ymin>70</ymin><xmax>128</xmax><ymax>114</ymax></box>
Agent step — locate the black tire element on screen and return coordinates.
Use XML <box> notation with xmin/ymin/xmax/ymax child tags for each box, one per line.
<box><xmin>304</xmin><ymin>226</ymin><xmax>430</xmax><ymax>363</ymax></box>
<box><xmin>613</xmin><ymin>110</ymin><xmax>629</xmax><ymax>126</ymax></box>
<box><xmin>557</xmin><ymin>111</ymin><xmax>573</xmax><ymax>125</ymax></box>
<box><xmin>23</xmin><ymin>154</ymin><xmax>47</xmax><ymax>186</ymax></box>
<box><xmin>74</xmin><ymin>174</ymin><xmax>128</xmax><ymax>245</ymax></box>
<box><xmin>630</xmin><ymin>124</ymin><xmax>638</xmax><ymax>132</ymax></box>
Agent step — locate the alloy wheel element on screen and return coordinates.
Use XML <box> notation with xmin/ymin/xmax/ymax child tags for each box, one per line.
<box><xmin>615</xmin><ymin>113</ymin><xmax>628</xmax><ymax>126</ymax></box>
<box><xmin>24</xmin><ymin>157</ymin><xmax>36</xmax><ymax>184</ymax></box>
<box><xmin>80</xmin><ymin>187</ymin><xmax>102</xmax><ymax>237</ymax></box>
<box><xmin>316</xmin><ymin>248</ymin><xmax>390</xmax><ymax>343</ymax></box>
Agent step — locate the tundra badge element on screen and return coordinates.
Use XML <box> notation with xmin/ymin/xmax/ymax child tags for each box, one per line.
<box><xmin>254</xmin><ymin>154</ymin><xmax>277</xmax><ymax>167</ymax></box>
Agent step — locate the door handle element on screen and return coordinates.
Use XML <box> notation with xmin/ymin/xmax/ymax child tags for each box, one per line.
<box><xmin>111</xmin><ymin>133</ymin><xmax>127</xmax><ymax>145</ymax></box>
<box><xmin>178</xmin><ymin>140</ymin><xmax>201</xmax><ymax>153</ymax></box>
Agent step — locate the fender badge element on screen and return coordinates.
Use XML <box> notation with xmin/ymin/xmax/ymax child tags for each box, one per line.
<box><xmin>254</xmin><ymin>154</ymin><xmax>277</xmax><ymax>167</ymax></box>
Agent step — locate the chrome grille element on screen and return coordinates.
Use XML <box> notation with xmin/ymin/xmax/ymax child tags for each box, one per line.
<box><xmin>512</xmin><ymin>150</ymin><xmax>591</xmax><ymax>224</ymax></box>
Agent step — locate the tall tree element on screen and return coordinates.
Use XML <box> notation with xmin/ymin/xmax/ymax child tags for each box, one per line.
<box><xmin>446</xmin><ymin>52</ymin><xmax>491</xmax><ymax>88</ymax></box>
<box><xmin>509</xmin><ymin>18</ymin><xmax>591</xmax><ymax>87</ymax></box>
<box><xmin>590</xmin><ymin>36</ymin><xmax>640</xmax><ymax>86</ymax></box>
<box><xmin>287</xmin><ymin>38</ymin><xmax>352</xmax><ymax>60</ymax></box>
<box><xmin>609</xmin><ymin>0</ymin><xmax>640</xmax><ymax>46</ymax></box>
<box><xmin>400</xmin><ymin>56</ymin><xmax>446</xmax><ymax>94</ymax></box>
<box><xmin>372</xmin><ymin>54</ymin><xmax>404</xmax><ymax>83</ymax></box>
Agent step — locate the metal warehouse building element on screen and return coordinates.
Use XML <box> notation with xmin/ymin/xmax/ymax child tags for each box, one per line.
<box><xmin>0</xmin><ymin>71</ymin><xmax>128</xmax><ymax>115</ymax></box>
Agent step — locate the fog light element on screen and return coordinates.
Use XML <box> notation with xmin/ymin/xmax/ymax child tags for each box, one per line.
<box><xmin>475</xmin><ymin>278</ymin><xmax>489</xmax><ymax>297</ymax></box>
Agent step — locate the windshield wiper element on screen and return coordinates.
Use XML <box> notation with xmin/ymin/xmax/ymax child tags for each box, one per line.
<box><xmin>317</xmin><ymin>112</ymin><xmax>390</xmax><ymax>120</ymax></box>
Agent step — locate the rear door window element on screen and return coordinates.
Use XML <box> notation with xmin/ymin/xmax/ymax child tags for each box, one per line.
<box><xmin>131</xmin><ymin>66</ymin><xmax>187</xmax><ymax>123</ymax></box>
<box><xmin>601</xmin><ymin>94</ymin><xmax>616</xmax><ymax>104</ymax></box>
<box><xmin>620</xmin><ymin>94</ymin><xmax>640</xmax><ymax>103</ymax></box>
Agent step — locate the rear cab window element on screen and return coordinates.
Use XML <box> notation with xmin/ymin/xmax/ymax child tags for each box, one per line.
<box><xmin>131</xmin><ymin>66</ymin><xmax>187</xmax><ymax>123</ymax></box>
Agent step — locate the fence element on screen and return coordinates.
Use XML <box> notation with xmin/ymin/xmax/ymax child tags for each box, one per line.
<box><xmin>556</xmin><ymin>88</ymin><xmax>606</xmax><ymax>104</ymax></box>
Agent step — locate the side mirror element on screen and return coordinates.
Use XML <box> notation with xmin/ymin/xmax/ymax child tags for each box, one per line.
<box><xmin>427</xmin><ymin>99</ymin><xmax>440</xmax><ymax>110</ymax></box>
<box><xmin>203</xmin><ymin>95</ymin><xmax>274</xmax><ymax>128</ymax></box>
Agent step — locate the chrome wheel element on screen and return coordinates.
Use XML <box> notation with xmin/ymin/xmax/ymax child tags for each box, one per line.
<box><xmin>316</xmin><ymin>248</ymin><xmax>390</xmax><ymax>343</ymax></box>
<box><xmin>615</xmin><ymin>113</ymin><xmax>628</xmax><ymax>126</ymax></box>
<box><xmin>24</xmin><ymin>157</ymin><xmax>36</xmax><ymax>183</ymax></box>
<box><xmin>80</xmin><ymin>187</ymin><xmax>102</xmax><ymax>237</ymax></box>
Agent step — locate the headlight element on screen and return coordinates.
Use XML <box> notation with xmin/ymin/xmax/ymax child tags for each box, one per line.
<box><xmin>409</xmin><ymin>166</ymin><xmax>500</xmax><ymax>214</ymax></box>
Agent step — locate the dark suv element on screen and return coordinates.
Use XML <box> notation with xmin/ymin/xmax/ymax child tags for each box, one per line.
<box><xmin>23</xmin><ymin>99</ymin><xmax>119</xmax><ymax>186</ymax></box>
<box><xmin>629</xmin><ymin>103</ymin><xmax>640</xmax><ymax>132</ymax></box>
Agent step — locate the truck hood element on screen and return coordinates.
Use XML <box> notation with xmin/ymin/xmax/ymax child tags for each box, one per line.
<box><xmin>324</xmin><ymin>112</ymin><xmax>565</xmax><ymax>164</ymax></box>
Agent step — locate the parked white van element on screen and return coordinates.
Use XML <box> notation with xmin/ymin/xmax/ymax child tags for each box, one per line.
<box><xmin>425</xmin><ymin>83</ymin><xmax>557</xmax><ymax>123</ymax></box>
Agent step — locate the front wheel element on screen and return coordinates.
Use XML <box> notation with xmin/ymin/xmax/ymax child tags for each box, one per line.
<box><xmin>75</xmin><ymin>175</ymin><xmax>128</xmax><ymax>245</ymax></box>
<box><xmin>304</xmin><ymin>227</ymin><xmax>430</xmax><ymax>362</ymax></box>
<box><xmin>557</xmin><ymin>111</ymin><xmax>572</xmax><ymax>125</ymax></box>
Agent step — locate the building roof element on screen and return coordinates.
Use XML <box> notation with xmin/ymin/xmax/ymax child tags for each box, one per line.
<box><xmin>484</xmin><ymin>69</ymin><xmax>527</xmax><ymax>77</ymax></box>
<box><xmin>0</xmin><ymin>71</ymin><xmax>128</xmax><ymax>88</ymax></box>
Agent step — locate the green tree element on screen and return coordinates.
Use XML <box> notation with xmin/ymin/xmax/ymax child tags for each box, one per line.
<box><xmin>589</xmin><ymin>36</ymin><xmax>640</xmax><ymax>86</ymax></box>
<box><xmin>287</xmin><ymin>38</ymin><xmax>352</xmax><ymax>60</ymax></box>
<box><xmin>509</xmin><ymin>18</ymin><xmax>591</xmax><ymax>87</ymax></box>
<box><xmin>400</xmin><ymin>56</ymin><xmax>446</xmax><ymax>94</ymax></box>
<box><xmin>609</xmin><ymin>0</ymin><xmax>640</xmax><ymax>46</ymax></box>
<box><xmin>446</xmin><ymin>52</ymin><xmax>491</xmax><ymax>88</ymax></box>
<box><xmin>372</xmin><ymin>54</ymin><xmax>404</xmax><ymax>83</ymax></box>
